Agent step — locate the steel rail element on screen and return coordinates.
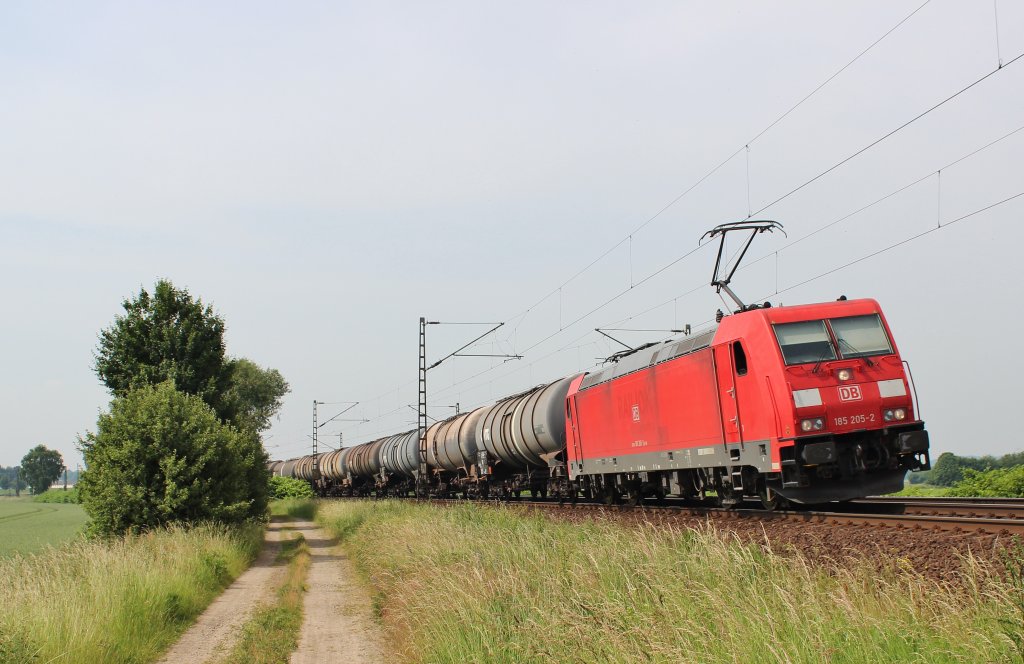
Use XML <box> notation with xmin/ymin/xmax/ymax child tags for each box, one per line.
<box><xmin>418</xmin><ymin>497</ymin><xmax>1024</xmax><ymax>536</ymax></box>
<box><xmin>854</xmin><ymin>497</ymin><xmax>1024</xmax><ymax>519</ymax></box>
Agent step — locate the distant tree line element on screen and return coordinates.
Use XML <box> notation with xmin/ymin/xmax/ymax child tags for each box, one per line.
<box><xmin>909</xmin><ymin>451</ymin><xmax>1024</xmax><ymax>486</ymax></box>
<box><xmin>0</xmin><ymin>466</ymin><xmax>27</xmax><ymax>495</ymax></box>
<box><xmin>80</xmin><ymin>279</ymin><xmax>289</xmax><ymax>537</ymax></box>
<box><xmin>1</xmin><ymin>445</ymin><xmax>70</xmax><ymax>496</ymax></box>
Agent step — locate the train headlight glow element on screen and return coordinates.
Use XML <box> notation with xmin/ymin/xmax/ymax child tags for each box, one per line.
<box><xmin>801</xmin><ymin>418</ymin><xmax>825</xmax><ymax>432</ymax></box>
<box><xmin>883</xmin><ymin>409</ymin><xmax>908</xmax><ymax>422</ymax></box>
<box><xmin>837</xmin><ymin>368</ymin><xmax>852</xmax><ymax>381</ymax></box>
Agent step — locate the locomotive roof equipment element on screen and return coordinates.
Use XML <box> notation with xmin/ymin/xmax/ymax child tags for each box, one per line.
<box><xmin>701</xmin><ymin>220</ymin><xmax>785</xmax><ymax>313</ymax></box>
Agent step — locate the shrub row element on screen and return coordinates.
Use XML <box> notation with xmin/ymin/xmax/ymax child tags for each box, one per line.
<box><xmin>32</xmin><ymin>488</ymin><xmax>80</xmax><ymax>504</ymax></box>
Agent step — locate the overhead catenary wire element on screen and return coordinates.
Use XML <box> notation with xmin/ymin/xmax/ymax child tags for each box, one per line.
<box><xmin>602</xmin><ymin>122</ymin><xmax>1024</xmax><ymax>328</ymax></box>
<box><xmin>773</xmin><ymin>191</ymin><xmax>1023</xmax><ymax>297</ymax></box>
<box><xmin>752</xmin><ymin>50</ymin><xmax>1024</xmax><ymax>217</ymax></box>
<box><xmin>335</xmin><ymin>113</ymin><xmax>1021</xmax><ymax>448</ymax></box>
<box><xmin>308</xmin><ymin>3</ymin><xmax>941</xmax><ymax>430</ymax></box>
<box><xmin>428</xmin><ymin>122</ymin><xmax>1024</xmax><ymax>405</ymax></box>
<box><xmin>298</xmin><ymin>179</ymin><xmax>1020</xmax><ymax>451</ymax></box>
<box><xmin>298</xmin><ymin>4</ymin><xmax>1009</xmax><ymax>450</ymax></box>
<box><xmin>485</xmin><ymin>0</ymin><xmax>937</xmax><ymax>334</ymax></box>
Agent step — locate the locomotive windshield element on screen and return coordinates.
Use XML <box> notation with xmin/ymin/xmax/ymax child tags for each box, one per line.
<box><xmin>829</xmin><ymin>314</ymin><xmax>892</xmax><ymax>358</ymax></box>
<box><xmin>774</xmin><ymin>314</ymin><xmax>893</xmax><ymax>365</ymax></box>
<box><xmin>774</xmin><ymin>320</ymin><xmax>836</xmax><ymax>365</ymax></box>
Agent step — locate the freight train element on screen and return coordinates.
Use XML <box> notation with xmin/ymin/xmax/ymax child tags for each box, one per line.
<box><xmin>270</xmin><ymin>295</ymin><xmax>930</xmax><ymax>508</ymax></box>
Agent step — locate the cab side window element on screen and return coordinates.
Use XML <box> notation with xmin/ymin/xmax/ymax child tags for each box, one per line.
<box><xmin>733</xmin><ymin>341</ymin><xmax>748</xmax><ymax>376</ymax></box>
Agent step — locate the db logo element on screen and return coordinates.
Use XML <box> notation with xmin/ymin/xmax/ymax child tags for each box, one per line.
<box><xmin>631</xmin><ymin>404</ymin><xmax>641</xmax><ymax>422</ymax></box>
<box><xmin>838</xmin><ymin>385</ymin><xmax>862</xmax><ymax>402</ymax></box>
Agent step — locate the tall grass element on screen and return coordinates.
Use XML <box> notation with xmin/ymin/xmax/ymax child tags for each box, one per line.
<box><xmin>270</xmin><ymin>498</ymin><xmax>316</xmax><ymax>520</ymax></box>
<box><xmin>318</xmin><ymin>500</ymin><xmax>1024</xmax><ymax>663</ymax></box>
<box><xmin>0</xmin><ymin>522</ymin><xmax>263</xmax><ymax>663</ymax></box>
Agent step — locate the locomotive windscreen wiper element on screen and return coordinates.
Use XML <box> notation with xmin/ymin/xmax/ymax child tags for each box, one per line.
<box><xmin>837</xmin><ymin>337</ymin><xmax>875</xmax><ymax>366</ymax></box>
<box><xmin>811</xmin><ymin>347</ymin><xmax>835</xmax><ymax>374</ymax></box>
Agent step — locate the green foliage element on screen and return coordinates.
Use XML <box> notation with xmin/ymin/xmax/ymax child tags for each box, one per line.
<box><xmin>33</xmin><ymin>488</ymin><xmax>80</xmax><ymax>504</ymax></box>
<box><xmin>927</xmin><ymin>451</ymin><xmax>1024</xmax><ymax>487</ymax></box>
<box><xmin>20</xmin><ymin>445</ymin><xmax>64</xmax><ymax>495</ymax></box>
<box><xmin>270</xmin><ymin>498</ymin><xmax>316</xmax><ymax>520</ymax></box>
<box><xmin>221</xmin><ymin>359</ymin><xmax>290</xmax><ymax>434</ymax></box>
<box><xmin>907</xmin><ymin>469</ymin><xmax>932</xmax><ymax>484</ymax></box>
<box><xmin>0</xmin><ymin>522</ymin><xmax>262</xmax><ymax>663</ymax></box>
<box><xmin>269</xmin><ymin>476</ymin><xmax>315</xmax><ymax>500</ymax></box>
<box><xmin>318</xmin><ymin>500</ymin><xmax>1024</xmax><ymax>663</ymax></box>
<box><xmin>92</xmin><ymin>280</ymin><xmax>290</xmax><ymax>434</ymax></box>
<box><xmin>948</xmin><ymin>466</ymin><xmax>1024</xmax><ymax>498</ymax></box>
<box><xmin>78</xmin><ymin>382</ymin><xmax>269</xmax><ymax>537</ymax></box>
<box><xmin>93</xmin><ymin>280</ymin><xmax>229</xmax><ymax>416</ymax></box>
<box><xmin>0</xmin><ymin>466</ymin><xmax>26</xmax><ymax>495</ymax></box>
<box><xmin>891</xmin><ymin>483</ymin><xmax>953</xmax><ymax>497</ymax></box>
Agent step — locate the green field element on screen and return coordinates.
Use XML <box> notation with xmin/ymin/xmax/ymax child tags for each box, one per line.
<box><xmin>0</xmin><ymin>497</ymin><xmax>88</xmax><ymax>556</ymax></box>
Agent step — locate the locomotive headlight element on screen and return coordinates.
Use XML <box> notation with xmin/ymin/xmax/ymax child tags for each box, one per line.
<box><xmin>837</xmin><ymin>368</ymin><xmax>852</xmax><ymax>381</ymax></box>
<box><xmin>801</xmin><ymin>418</ymin><xmax>825</xmax><ymax>432</ymax></box>
<box><xmin>883</xmin><ymin>409</ymin><xmax>908</xmax><ymax>422</ymax></box>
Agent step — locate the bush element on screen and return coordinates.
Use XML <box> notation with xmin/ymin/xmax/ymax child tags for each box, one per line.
<box><xmin>33</xmin><ymin>488</ymin><xmax>80</xmax><ymax>504</ymax></box>
<box><xmin>269</xmin><ymin>476</ymin><xmax>315</xmax><ymax>500</ymax></box>
<box><xmin>949</xmin><ymin>466</ymin><xmax>1024</xmax><ymax>498</ymax></box>
<box><xmin>78</xmin><ymin>381</ymin><xmax>269</xmax><ymax>537</ymax></box>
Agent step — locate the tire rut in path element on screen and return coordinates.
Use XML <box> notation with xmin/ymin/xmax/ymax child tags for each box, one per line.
<box><xmin>288</xmin><ymin>519</ymin><xmax>384</xmax><ymax>664</ymax></box>
<box><xmin>157</xmin><ymin>517</ymin><xmax>289</xmax><ymax>664</ymax></box>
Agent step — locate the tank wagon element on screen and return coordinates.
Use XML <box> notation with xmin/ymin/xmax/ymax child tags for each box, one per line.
<box><xmin>272</xmin><ymin>296</ymin><xmax>930</xmax><ymax>507</ymax></box>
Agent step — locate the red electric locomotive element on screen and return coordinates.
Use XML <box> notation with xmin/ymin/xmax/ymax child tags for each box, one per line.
<box><xmin>562</xmin><ymin>222</ymin><xmax>930</xmax><ymax>506</ymax></box>
<box><xmin>564</xmin><ymin>297</ymin><xmax>930</xmax><ymax>506</ymax></box>
<box><xmin>273</xmin><ymin>221</ymin><xmax>930</xmax><ymax>507</ymax></box>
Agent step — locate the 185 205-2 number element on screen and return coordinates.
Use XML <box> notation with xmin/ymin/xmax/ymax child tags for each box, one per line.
<box><xmin>834</xmin><ymin>413</ymin><xmax>876</xmax><ymax>427</ymax></box>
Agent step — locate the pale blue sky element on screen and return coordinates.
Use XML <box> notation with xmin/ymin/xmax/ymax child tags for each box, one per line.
<box><xmin>2</xmin><ymin>1</ymin><xmax>1022</xmax><ymax>467</ymax></box>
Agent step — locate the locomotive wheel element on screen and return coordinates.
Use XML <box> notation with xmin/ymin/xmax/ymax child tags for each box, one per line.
<box><xmin>757</xmin><ymin>481</ymin><xmax>789</xmax><ymax>511</ymax></box>
<box><xmin>715</xmin><ymin>484</ymin><xmax>737</xmax><ymax>509</ymax></box>
<box><xmin>602</xmin><ymin>485</ymin><xmax>620</xmax><ymax>506</ymax></box>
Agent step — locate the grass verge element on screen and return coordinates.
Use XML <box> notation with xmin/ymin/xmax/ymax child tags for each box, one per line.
<box><xmin>270</xmin><ymin>498</ymin><xmax>316</xmax><ymax>520</ymax></box>
<box><xmin>0</xmin><ymin>522</ymin><xmax>263</xmax><ymax>663</ymax></box>
<box><xmin>219</xmin><ymin>529</ymin><xmax>311</xmax><ymax>664</ymax></box>
<box><xmin>317</xmin><ymin>500</ymin><xmax>1024</xmax><ymax>663</ymax></box>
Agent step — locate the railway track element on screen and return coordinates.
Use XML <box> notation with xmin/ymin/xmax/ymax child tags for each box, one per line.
<box><xmin>418</xmin><ymin>495</ymin><xmax>1024</xmax><ymax>536</ymax></box>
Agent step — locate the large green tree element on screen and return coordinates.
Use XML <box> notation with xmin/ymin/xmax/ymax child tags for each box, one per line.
<box><xmin>92</xmin><ymin>280</ymin><xmax>289</xmax><ymax>431</ymax></box>
<box><xmin>219</xmin><ymin>359</ymin><xmax>290</xmax><ymax>434</ymax></box>
<box><xmin>94</xmin><ymin>280</ymin><xmax>229</xmax><ymax>417</ymax></box>
<box><xmin>78</xmin><ymin>381</ymin><xmax>269</xmax><ymax>536</ymax></box>
<box><xmin>21</xmin><ymin>446</ymin><xmax>64</xmax><ymax>495</ymax></box>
